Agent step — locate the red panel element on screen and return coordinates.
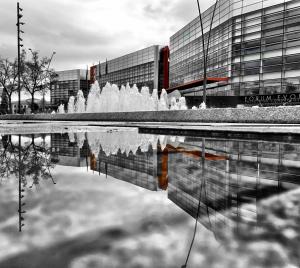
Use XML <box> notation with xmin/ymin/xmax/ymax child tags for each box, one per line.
<box><xmin>90</xmin><ymin>65</ymin><xmax>97</xmax><ymax>83</ymax></box>
<box><xmin>162</xmin><ymin>46</ymin><xmax>169</xmax><ymax>89</ymax></box>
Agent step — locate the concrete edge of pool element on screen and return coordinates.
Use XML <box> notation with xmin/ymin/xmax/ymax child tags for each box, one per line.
<box><xmin>1</xmin><ymin>105</ymin><xmax>300</xmax><ymax>124</ymax></box>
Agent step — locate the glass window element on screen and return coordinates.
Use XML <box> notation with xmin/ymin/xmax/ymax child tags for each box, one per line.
<box><xmin>264</xmin><ymin>20</ymin><xmax>284</xmax><ymax>31</ymax></box>
<box><xmin>287</xmin><ymin>24</ymin><xmax>300</xmax><ymax>32</ymax></box>
<box><xmin>265</xmin><ymin>28</ymin><xmax>284</xmax><ymax>37</ymax></box>
<box><xmin>287</xmin><ymin>39</ymin><xmax>300</xmax><ymax>48</ymax></box>
<box><xmin>244</xmin><ymin>68</ymin><xmax>260</xmax><ymax>75</ymax></box>
<box><xmin>244</xmin><ymin>60</ymin><xmax>260</xmax><ymax>68</ymax></box>
<box><xmin>285</xmin><ymin>62</ymin><xmax>300</xmax><ymax>71</ymax></box>
<box><xmin>245</xmin><ymin>47</ymin><xmax>260</xmax><ymax>54</ymax></box>
<box><xmin>265</xmin><ymin>43</ymin><xmax>283</xmax><ymax>51</ymax></box>
<box><xmin>287</xmin><ymin>8</ymin><xmax>300</xmax><ymax>17</ymax></box>
<box><xmin>264</xmin><ymin>12</ymin><xmax>284</xmax><ymax>23</ymax></box>
<box><xmin>244</xmin><ymin>40</ymin><xmax>261</xmax><ymax>48</ymax></box>
<box><xmin>286</xmin><ymin>17</ymin><xmax>299</xmax><ymax>26</ymax></box>
<box><xmin>287</xmin><ymin>31</ymin><xmax>300</xmax><ymax>40</ymax></box>
<box><xmin>286</xmin><ymin>54</ymin><xmax>300</xmax><ymax>63</ymax></box>
<box><xmin>265</xmin><ymin>35</ymin><xmax>283</xmax><ymax>44</ymax></box>
<box><xmin>263</xmin><ymin>65</ymin><xmax>282</xmax><ymax>73</ymax></box>
<box><xmin>263</xmin><ymin>57</ymin><xmax>282</xmax><ymax>66</ymax></box>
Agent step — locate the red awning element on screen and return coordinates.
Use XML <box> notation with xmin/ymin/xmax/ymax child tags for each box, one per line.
<box><xmin>167</xmin><ymin>77</ymin><xmax>229</xmax><ymax>93</ymax></box>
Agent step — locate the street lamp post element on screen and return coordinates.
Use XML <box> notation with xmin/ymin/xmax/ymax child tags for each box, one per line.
<box><xmin>16</xmin><ymin>2</ymin><xmax>25</xmax><ymax>114</ymax></box>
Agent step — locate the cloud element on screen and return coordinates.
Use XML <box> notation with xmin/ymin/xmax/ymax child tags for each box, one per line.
<box><xmin>0</xmin><ymin>0</ymin><xmax>216</xmax><ymax>70</ymax></box>
<box><xmin>0</xmin><ymin>164</ymin><xmax>198</xmax><ymax>267</ymax></box>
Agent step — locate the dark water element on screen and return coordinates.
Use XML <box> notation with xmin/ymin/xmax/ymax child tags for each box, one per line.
<box><xmin>0</xmin><ymin>126</ymin><xmax>299</xmax><ymax>268</ymax></box>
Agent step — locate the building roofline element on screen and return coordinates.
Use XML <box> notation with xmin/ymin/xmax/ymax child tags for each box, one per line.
<box><xmin>96</xmin><ymin>45</ymin><xmax>161</xmax><ymax>66</ymax></box>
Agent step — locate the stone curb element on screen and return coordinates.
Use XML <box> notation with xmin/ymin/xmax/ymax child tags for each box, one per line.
<box><xmin>1</xmin><ymin>106</ymin><xmax>300</xmax><ymax>124</ymax></box>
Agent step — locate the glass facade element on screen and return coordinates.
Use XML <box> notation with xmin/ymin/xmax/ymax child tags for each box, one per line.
<box><xmin>169</xmin><ymin>0</ymin><xmax>300</xmax><ymax>105</ymax></box>
<box><xmin>167</xmin><ymin>137</ymin><xmax>300</xmax><ymax>235</ymax></box>
<box><xmin>96</xmin><ymin>147</ymin><xmax>158</xmax><ymax>191</ymax></box>
<box><xmin>50</xmin><ymin>133</ymin><xmax>90</xmax><ymax>166</ymax></box>
<box><xmin>50</xmin><ymin>69</ymin><xmax>89</xmax><ymax>109</ymax></box>
<box><xmin>94</xmin><ymin>45</ymin><xmax>168</xmax><ymax>92</ymax></box>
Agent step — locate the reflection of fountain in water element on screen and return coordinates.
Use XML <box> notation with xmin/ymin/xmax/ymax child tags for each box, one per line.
<box><xmin>68</xmin><ymin>132</ymin><xmax>75</xmax><ymax>143</ymax></box>
<box><xmin>86</xmin><ymin>129</ymin><xmax>157</xmax><ymax>156</ymax></box>
<box><xmin>66</xmin><ymin>81</ymin><xmax>189</xmax><ymax>113</ymax></box>
<box><xmin>75</xmin><ymin>132</ymin><xmax>86</xmax><ymax>148</ymax></box>
<box><xmin>72</xmin><ymin>129</ymin><xmax>184</xmax><ymax>157</ymax></box>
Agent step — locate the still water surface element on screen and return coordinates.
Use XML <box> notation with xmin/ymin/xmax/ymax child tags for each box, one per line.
<box><xmin>0</xmin><ymin>125</ymin><xmax>299</xmax><ymax>268</ymax></box>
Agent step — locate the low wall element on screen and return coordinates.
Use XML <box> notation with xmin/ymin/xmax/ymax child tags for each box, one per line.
<box><xmin>1</xmin><ymin>106</ymin><xmax>300</xmax><ymax>124</ymax></box>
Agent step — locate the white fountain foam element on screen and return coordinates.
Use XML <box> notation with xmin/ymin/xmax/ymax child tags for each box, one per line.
<box><xmin>58</xmin><ymin>104</ymin><xmax>65</xmax><ymax>114</ymax></box>
<box><xmin>68</xmin><ymin>96</ymin><xmax>75</xmax><ymax>114</ymax></box>
<box><xmin>82</xmin><ymin>129</ymin><xmax>158</xmax><ymax>156</ymax></box>
<box><xmin>75</xmin><ymin>90</ymin><xmax>86</xmax><ymax>113</ymax></box>
<box><xmin>66</xmin><ymin>80</ymin><xmax>189</xmax><ymax>113</ymax></box>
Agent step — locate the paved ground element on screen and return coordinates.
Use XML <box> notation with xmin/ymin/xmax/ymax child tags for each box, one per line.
<box><xmin>1</xmin><ymin>120</ymin><xmax>300</xmax><ymax>135</ymax></box>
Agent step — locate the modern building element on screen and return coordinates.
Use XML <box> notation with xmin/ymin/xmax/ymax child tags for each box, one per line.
<box><xmin>50</xmin><ymin>69</ymin><xmax>90</xmax><ymax>110</ymax></box>
<box><xmin>11</xmin><ymin>98</ymin><xmax>51</xmax><ymax>114</ymax></box>
<box><xmin>90</xmin><ymin>45</ymin><xmax>169</xmax><ymax>92</ymax></box>
<box><xmin>169</xmin><ymin>0</ymin><xmax>300</xmax><ymax>107</ymax></box>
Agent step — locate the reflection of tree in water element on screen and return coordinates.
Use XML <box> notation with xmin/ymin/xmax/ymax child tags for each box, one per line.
<box><xmin>0</xmin><ymin>134</ymin><xmax>56</xmax><ymax>231</ymax></box>
<box><xmin>1</xmin><ymin>134</ymin><xmax>55</xmax><ymax>186</ymax></box>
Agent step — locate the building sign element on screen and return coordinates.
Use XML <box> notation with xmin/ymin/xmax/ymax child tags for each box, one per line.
<box><xmin>244</xmin><ymin>93</ymin><xmax>300</xmax><ymax>106</ymax></box>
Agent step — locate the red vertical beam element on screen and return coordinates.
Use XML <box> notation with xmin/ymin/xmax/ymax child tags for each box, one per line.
<box><xmin>90</xmin><ymin>65</ymin><xmax>97</xmax><ymax>83</ymax></box>
<box><xmin>162</xmin><ymin>46</ymin><xmax>169</xmax><ymax>89</ymax></box>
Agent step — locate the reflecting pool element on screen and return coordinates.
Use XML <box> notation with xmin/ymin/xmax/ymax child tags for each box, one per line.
<box><xmin>0</xmin><ymin>125</ymin><xmax>299</xmax><ymax>268</ymax></box>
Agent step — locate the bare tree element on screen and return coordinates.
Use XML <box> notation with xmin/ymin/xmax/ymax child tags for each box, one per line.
<box><xmin>0</xmin><ymin>51</ymin><xmax>26</xmax><ymax>113</ymax></box>
<box><xmin>22</xmin><ymin>50</ymin><xmax>54</xmax><ymax>112</ymax></box>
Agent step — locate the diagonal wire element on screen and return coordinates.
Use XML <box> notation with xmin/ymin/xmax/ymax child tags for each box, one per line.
<box><xmin>182</xmin><ymin>139</ymin><xmax>206</xmax><ymax>268</ymax></box>
<box><xmin>196</xmin><ymin>0</ymin><xmax>219</xmax><ymax>104</ymax></box>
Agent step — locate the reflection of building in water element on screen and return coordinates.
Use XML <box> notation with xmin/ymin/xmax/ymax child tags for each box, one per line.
<box><xmin>51</xmin><ymin>133</ymin><xmax>90</xmax><ymax>167</ymax></box>
<box><xmin>91</xmin><ymin>146</ymin><xmax>158</xmax><ymax>191</ymax></box>
<box><xmin>167</xmin><ymin>138</ymin><xmax>300</xmax><ymax>233</ymax></box>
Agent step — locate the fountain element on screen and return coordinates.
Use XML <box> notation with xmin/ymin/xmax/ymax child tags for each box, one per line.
<box><xmin>158</xmin><ymin>89</ymin><xmax>169</xmax><ymax>111</ymax></box>
<box><xmin>179</xmin><ymin>97</ymin><xmax>188</xmax><ymax>110</ymax></box>
<box><xmin>66</xmin><ymin>81</ymin><xmax>189</xmax><ymax>113</ymax></box>
<box><xmin>170</xmin><ymin>97</ymin><xmax>179</xmax><ymax>110</ymax></box>
<box><xmin>199</xmin><ymin>102</ymin><xmax>206</xmax><ymax>109</ymax></box>
<box><xmin>86</xmin><ymin>81</ymin><xmax>101</xmax><ymax>113</ymax></box>
<box><xmin>58</xmin><ymin>104</ymin><xmax>65</xmax><ymax>114</ymax></box>
<box><xmin>75</xmin><ymin>90</ymin><xmax>86</xmax><ymax>113</ymax></box>
<box><xmin>151</xmin><ymin>89</ymin><xmax>159</xmax><ymax>111</ymax></box>
<box><xmin>67</xmin><ymin>96</ymin><xmax>75</xmax><ymax>113</ymax></box>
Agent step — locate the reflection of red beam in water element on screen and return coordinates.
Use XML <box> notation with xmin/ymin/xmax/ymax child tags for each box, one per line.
<box><xmin>166</xmin><ymin>144</ymin><xmax>228</xmax><ymax>161</ymax></box>
<box><xmin>157</xmin><ymin>148</ymin><xmax>169</xmax><ymax>190</ymax></box>
<box><xmin>157</xmin><ymin>144</ymin><xmax>228</xmax><ymax>190</ymax></box>
<box><xmin>90</xmin><ymin>154</ymin><xmax>97</xmax><ymax>171</ymax></box>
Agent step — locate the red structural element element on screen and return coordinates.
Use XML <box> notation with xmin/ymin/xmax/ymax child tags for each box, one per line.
<box><xmin>90</xmin><ymin>65</ymin><xmax>97</xmax><ymax>83</ymax></box>
<box><xmin>161</xmin><ymin>46</ymin><xmax>170</xmax><ymax>89</ymax></box>
<box><xmin>157</xmin><ymin>143</ymin><xmax>227</xmax><ymax>190</ymax></box>
<box><xmin>167</xmin><ymin>77</ymin><xmax>229</xmax><ymax>93</ymax></box>
<box><xmin>166</xmin><ymin>144</ymin><xmax>228</xmax><ymax>161</ymax></box>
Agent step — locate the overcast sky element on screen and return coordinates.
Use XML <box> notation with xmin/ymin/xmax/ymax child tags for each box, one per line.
<box><xmin>0</xmin><ymin>0</ymin><xmax>215</xmax><ymax>71</ymax></box>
